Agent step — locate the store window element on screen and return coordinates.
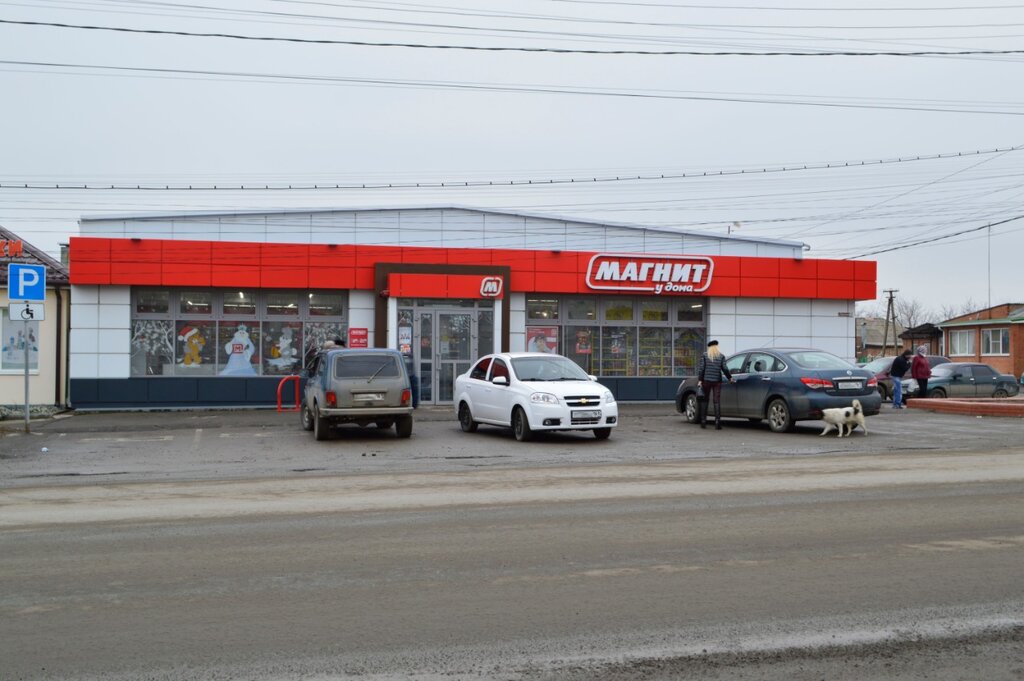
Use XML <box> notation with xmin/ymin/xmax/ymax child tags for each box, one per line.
<box><xmin>604</xmin><ymin>300</ymin><xmax>634</xmax><ymax>322</ymax></box>
<box><xmin>223</xmin><ymin>290</ymin><xmax>257</xmax><ymax>316</ymax></box>
<box><xmin>981</xmin><ymin>328</ymin><xmax>1009</xmax><ymax>355</ymax></box>
<box><xmin>131</xmin><ymin>288</ymin><xmax>345</xmax><ymax>377</ymax></box>
<box><xmin>526</xmin><ymin>298</ymin><xmax>559</xmax><ymax>321</ymax></box>
<box><xmin>530</xmin><ymin>296</ymin><xmax>706</xmax><ymax>377</ymax></box>
<box><xmin>1</xmin><ymin>309</ymin><xmax>39</xmax><ymax>372</ymax></box>
<box><xmin>566</xmin><ymin>299</ymin><xmax>597</xmax><ymax>321</ymax></box>
<box><xmin>676</xmin><ymin>301</ymin><xmax>704</xmax><ymax>323</ymax></box>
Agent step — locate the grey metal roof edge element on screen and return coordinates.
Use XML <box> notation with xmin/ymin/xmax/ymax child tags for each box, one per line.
<box><xmin>0</xmin><ymin>224</ymin><xmax>70</xmax><ymax>281</ymax></box>
<box><xmin>77</xmin><ymin>205</ymin><xmax>809</xmax><ymax>251</ymax></box>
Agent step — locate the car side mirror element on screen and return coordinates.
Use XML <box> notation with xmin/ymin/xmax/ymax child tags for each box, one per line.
<box><xmin>492</xmin><ymin>376</ymin><xmax>509</xmax><ymax>386</ymax></box>
<box><xmin>588</xmin><ymin>374</ymin><xmax>598</xmax><ymax>381</ymax></box>
<box><xmin>952</xmin><ymin>373</ymin><xmax>962</xmax><ymax>379</ymax></box>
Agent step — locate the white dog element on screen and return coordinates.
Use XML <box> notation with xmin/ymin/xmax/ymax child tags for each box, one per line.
<box><xmin>819</xmin><ymin>399</ymin><xmax>866</xmax><ymax>437</ymax></box>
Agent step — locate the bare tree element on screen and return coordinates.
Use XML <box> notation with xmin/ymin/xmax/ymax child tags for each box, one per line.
<box><xmin>894</xmin><ymin>297</ymin><xmax>932</xmax><ymax>330</ymax></box>
<box><xmin>937</xmin><ymin>297</ymin><xmax>980</xmax><ymax>321</ymax></box>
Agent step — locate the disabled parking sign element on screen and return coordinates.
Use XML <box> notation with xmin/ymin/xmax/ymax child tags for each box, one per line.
<box><xmin>8</xmin><ymin>263</ymin><xmax>46</xmax><ymax>301</ymax></box>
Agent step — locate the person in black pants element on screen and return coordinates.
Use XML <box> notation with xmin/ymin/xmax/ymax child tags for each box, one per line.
<box><xmin>697</xmin><ymin>340</ymin><xmax>734</xmax><ymax>430</ymax></box>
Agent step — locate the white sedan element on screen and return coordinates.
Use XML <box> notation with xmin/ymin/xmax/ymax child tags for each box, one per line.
<box><xmin>453</xmin><ymin>352</ymin><xmax>618</xmax><ymax>441</ymax></box>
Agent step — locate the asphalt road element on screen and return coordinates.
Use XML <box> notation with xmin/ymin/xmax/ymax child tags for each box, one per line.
<box><xmin>1</xmin><ymin>405</ymin><xmax>1022</xmax><ymax>680</ymax></box>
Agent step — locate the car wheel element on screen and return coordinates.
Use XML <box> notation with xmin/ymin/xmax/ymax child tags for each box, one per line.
<box><xmin>878</xmin><ymin>385</ymin><xmax>889</xmax><ymax>401</ymax></box>
<box><xmin>593</xmin><ymin>427</ymin><xmax>612</xmax><ymax>440</ymax></box>
<box><xmin>512</xmin><ymin>407</ymin><xmax>533</xmax><ymax>442</ymax></box>
<box><xmin>993</xmin><ymin>389</ymin><xmax>1008</xmax><ymax>398</ymax></box>
<box><xmin>766</xmin><ymin>398</ymin><xmax>794</xmax><ymax>433</ymax></box>
<box><xmin>313</xmin><ymin>404</ymin><xmax>331</xmax><ymax>441</ymax></box>
<box><xmin>458</xmin><ymin>402</ymin><xmax>478</xmax><ymax>433</ymax></box>
<box><xmin>928</xmin><ymin>388</ymin><xmax>946</xmax><ymax>398</ymax></box>
<box><xmin>684</xmin><ymin>393</ymin><xmax>700</xmax><ymax>424</ymax></box>
<box><xmin>300</xmin><ymin>402</ymin><xmax>314</xmax><ymax>431</ymax></box>
<box><xmin>395</xmin><ymin>415</ymin><xmax>413</xmax><ymax>439</ymax></box>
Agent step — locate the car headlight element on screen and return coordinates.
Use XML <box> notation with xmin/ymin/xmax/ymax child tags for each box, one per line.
<box><xmin>603</xmin><ymin>390</ymin><xmax>615</xmax><ymax>403</ymax></box>
<box><xmin>530</xmin><ymin>392</ymin><xmax>559</xmax><ymax>405</ymax></box>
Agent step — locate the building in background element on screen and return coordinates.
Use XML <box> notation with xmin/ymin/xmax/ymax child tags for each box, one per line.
<box><xmin>937</xmin><ymin>303</ymin><xmax>1024</xmax><ymax>378</ymax></box>
<box><xmin>66</xmin><ymin>207</ymin><xmax>876</xmax><ymax>409</ymax></box>
<box><xmin>0</xmin><ymin>227</ymin><xmax>71</xmax><ymax>410</ymax></box>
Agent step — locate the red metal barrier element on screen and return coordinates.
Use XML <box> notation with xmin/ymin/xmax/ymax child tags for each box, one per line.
<box><xmin>277</xmin><ymin>375</ymin><xmax>301</xmax><ymax>412</ymax></box>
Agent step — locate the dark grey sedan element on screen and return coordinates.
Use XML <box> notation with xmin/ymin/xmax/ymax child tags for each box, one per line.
<box><xmin>674</xmin><ymin>348</ymin><xmax>882</xmax><ymax>433</ymax></box>
<box><xmin>903</xmin><ymin>362</ymin><xmax>1020</xmax><ymax>399</ymax></box>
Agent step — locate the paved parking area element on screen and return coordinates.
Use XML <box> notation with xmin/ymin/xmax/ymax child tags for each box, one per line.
<box><xmin>1</xmin><ymin>403</ymin><xmax>1020</xmax><ymax>487</ymax></box>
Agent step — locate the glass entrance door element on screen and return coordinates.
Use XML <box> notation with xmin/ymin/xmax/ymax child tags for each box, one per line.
<box><xmin>437</xmin><ymin>311</ymin><xmax>473</xmax><ymax>403</ymax></box>
<box><xmin>400</xmin><ymin>305</ymin><xmax>488</xmax><ymax>405</ymax></box>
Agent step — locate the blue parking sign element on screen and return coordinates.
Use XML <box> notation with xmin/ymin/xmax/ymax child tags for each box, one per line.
<box><xmin>8</xmin><ymin>264</ymin><xmax>47</xmax><ymax>301</ymax></box>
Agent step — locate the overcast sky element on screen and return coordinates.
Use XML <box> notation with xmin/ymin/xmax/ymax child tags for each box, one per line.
<box><xmin>2</xmin><ymin>0</ymin><xmax>1022</xmax><ymax>318</ymax></box>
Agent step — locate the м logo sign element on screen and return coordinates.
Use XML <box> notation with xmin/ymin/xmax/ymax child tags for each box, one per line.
<box><xmin>585</xmin><ymin>254</ymin><xmax>714</xmax><ymax>295</ymax></box>
<box><xmin>480</xmin><ymin>276</ymin><xmax>504</xmax><ymax>297</ymax></box>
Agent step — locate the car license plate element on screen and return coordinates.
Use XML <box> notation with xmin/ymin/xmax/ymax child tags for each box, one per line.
<box><xmin>573</xmin><ymin>409</ymin><xmax>602</xmax><ymax>419</ymax></box>
<box><xmin>836</xmin><ymin>382</ymin><xmax>860</xmax><ymax>390</ymax></box>
<box><xmin>353</xmin><ymin>392</ymin><xmax>384</xmax><ymax>401</ymax></box>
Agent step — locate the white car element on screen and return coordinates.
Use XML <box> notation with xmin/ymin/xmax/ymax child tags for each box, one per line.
<box><xmin>454</xmin><ymin>352</ymin><xmax>618</xmax><ymax>441</ymax></box>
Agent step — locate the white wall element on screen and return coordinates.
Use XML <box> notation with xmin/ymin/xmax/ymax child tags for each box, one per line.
<box><xmin>69</xmin><ymin>285</ymin><xmax>131</xmax><ymax>379</ymax></box>
<box><xmin>347</xmin><ymin>290</ymin><xmax>376</xmax><ymax>348</ymax></box>
<box><xmin>81</xmin><ymin>208</ymin><xmax>805</xmax><ymax>260</ymax></box>
<box><xmin>707</xmin><ymin>297</ymin><xmax>856</xmax><ymax>361</ymax></box>
<box><xmin>509</xmin><ymin>292</ymin><xmax>526</xmax><ymax>352</ymax></box>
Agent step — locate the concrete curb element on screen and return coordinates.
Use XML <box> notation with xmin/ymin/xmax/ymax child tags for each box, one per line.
<box><xmin>908</xmin><ymin>397</ymin><xmax>1024</xmax><ymax>418</ymax></box>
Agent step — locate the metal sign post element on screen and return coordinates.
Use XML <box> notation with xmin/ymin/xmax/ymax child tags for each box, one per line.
<box><xmin>8</xmin><ymin>264</ymin><xmax>47</xmax><ymax>433</ymax></box>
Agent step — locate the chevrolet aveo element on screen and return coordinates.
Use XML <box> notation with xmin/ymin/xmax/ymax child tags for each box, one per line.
<box><xmin>454</xmin><ymin>352</ymin><xmax>619</xmax><ymax>441</ymax></box>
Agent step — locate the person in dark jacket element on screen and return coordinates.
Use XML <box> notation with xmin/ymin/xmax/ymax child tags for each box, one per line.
<box><xmin>911</xmin><ymin>345</ymin><xmax>932</xmax><ymax>398</ymax></box>
<box><xmin>889</xmin><ymin>348</ymin><xmax>913</xmax><ymax>409</ymax></box>
<box><xmin>697</xmin><ymin>340</ymin><xmax>734</xmax><ymax>430</ymax></box>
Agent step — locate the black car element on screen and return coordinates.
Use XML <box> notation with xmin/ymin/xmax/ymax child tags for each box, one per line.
<box><xmin>674</xmin><ymin>348</ymin><xmax>882</xmax><ymax>432</ymax></box>
<box><xmin>861</xmin><ymin>354</ymin><xmax>950</xmax><ymax>402</ymax></box>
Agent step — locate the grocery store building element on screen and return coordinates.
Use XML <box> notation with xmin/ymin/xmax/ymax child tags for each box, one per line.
<box><xmin>67</xmin><ymin>207</ymin><xmax>876</xmax><ymax>409</ymax></box>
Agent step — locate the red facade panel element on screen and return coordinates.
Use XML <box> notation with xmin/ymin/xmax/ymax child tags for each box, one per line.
<box><xmin>740</xmin><ymin>258</ymin><xmax>779</xmax><ymax>279</ymax></box>
<box><xmin>739</xmin><ymin>277</ymin><xmax>780</xmax><ymax>298</ymax></box>
<box><xmin>163</xmin><ymin>262</ymin><xmax>212</xmax><ymax>287</ymax></box>
<box><xmin>69</xmin><ymin>260</ymin><xmax>111</xmax><ymax>284</ymax></box>
<box><xmin>66</xmin><ymin>237</ymin><xmax>876</xmax><ymax>302</ymax></box>
<box><xmin>69</xmin><ymin>236</ymin><xmax>110</xmax><ymax>262</ymax></box>
<box><xmin>163</xmin><ymin>240</ymin><xmax>212</xmax><ymax>265</ymax></box>
<box><xmin>110</xmin><ymin>240</ymin><xmax>162</xmax><ymax>263</ymax></box>
<box><xmin>111</xmin><ymin>261</ymin><xmax>161</xmax><ymax>285</ymax></box>
<box><xmin>779</xmin><ymin>258</ymin><xmax>817</xmax><ymax>279</ymax></box>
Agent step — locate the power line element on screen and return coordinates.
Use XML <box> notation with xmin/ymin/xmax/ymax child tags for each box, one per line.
<box><xmin>6</xmin><ymin>59</ymin><xmax>1024</xmax><ymax>116</ymax></box>
<box><xmin>849</xmin><ymin>213</ymin><xmax>1024</xmax><ymax>258</ymax></box>
<box><xmin>1</xmin><ymin>145</ymin><xmax>1020</xmax><ymax>191</ymax></box>
<box><xmin>5</xmin><ymin>18</ymin><xmax>1024</xmax><ymax>55</ymax></box>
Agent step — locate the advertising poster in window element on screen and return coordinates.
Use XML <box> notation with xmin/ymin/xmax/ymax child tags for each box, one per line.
<box><xmin>527</xmin><ymin>326</ymin><xmax>557</xmax><ymax>353</ymax></box>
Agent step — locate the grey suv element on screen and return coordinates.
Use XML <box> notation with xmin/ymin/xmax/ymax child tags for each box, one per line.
<box><xmin>301</xmin><ymin>348</ymin><xmax>414</xmax><ymax>440</ymax></box>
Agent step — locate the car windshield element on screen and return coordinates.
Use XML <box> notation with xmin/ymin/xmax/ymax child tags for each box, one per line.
<box><xmin>787</xmin><ymin>351</ymin><xmax>857</xmax><ymax>370</ymax></box>
<box><xmin>511</xmin><ymin>355</ymin><xmax>590</xmax><ymax>381</ymax></box>
<box><xmin>862</xmin><ymin>357</ymin><xmax>894</xmax><ymax>373</ymax></box>
<box><xmin>334</xmin><ymin>354</ymin><xmax>400</xmax><ymax>379</ymax></box>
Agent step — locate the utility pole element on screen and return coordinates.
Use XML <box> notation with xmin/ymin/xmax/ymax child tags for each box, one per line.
<box><xmin>881</xmin><ymin>289</ymin><xmax>899</xmax><ymax>357</ymax></box>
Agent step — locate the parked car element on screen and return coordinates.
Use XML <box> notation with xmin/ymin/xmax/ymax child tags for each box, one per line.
<box><xmin>300</xmin><ymin>348</ymin><xmax>414</xmax><ymax>440</ymax></box>
<box><xmin>902</xmin><ymin>362</ymin><xmax>1020</xmax><ymax>399</ymax></box>
<box><xmin>861</xmin><ymin>354</ymin><xmax>950</xmax><ymax>401</ymax></box>
<box><xmin>454</xmin><ymin>352</ymin><xmax>618</xmax><ymax>441</ymax></box>
<box><xmin>674</xmin><ymin>348</ymin><xmax>882</xmax><ymax>433</ymax></box>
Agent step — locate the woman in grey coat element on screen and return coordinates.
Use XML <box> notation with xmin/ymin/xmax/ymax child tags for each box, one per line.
<box><xmin>697</xmin><ymin>340</ymin><xmax>734</xmax><ymax>430</ymax></box>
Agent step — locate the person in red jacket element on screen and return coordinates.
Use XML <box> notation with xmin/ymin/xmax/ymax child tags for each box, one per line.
<box><xmin>911</xmin><ymin>345</ymin><xmax>932</xmax><ymax>398</ymax></box>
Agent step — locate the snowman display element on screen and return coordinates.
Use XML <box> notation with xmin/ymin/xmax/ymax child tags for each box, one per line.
<box><xmin>220</xmin><ymin>324</ymin><xmax>257</xmax><ymax>376</ymax></box>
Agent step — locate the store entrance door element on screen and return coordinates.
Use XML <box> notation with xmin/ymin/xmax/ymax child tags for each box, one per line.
<box><xmin>400</xmin><ymin>305</ymin><xmax>493</xmax><ymax>405</ymax></box>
